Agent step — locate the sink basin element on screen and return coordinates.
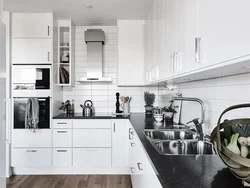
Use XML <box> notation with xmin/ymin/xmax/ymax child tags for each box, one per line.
<box><xmin>144</xmin><ymin>130</ymin><xmax>198</xmax><ymax>141</ymax></box>
<box><xmin>143</xmin><ymin>129</ymin><xmax>214</xmax><ymax>155</ymax></box>
<box><xmin>152</xmin><ymin>140</ymin><xmax>214</xmax><ymax>155</ymax></box>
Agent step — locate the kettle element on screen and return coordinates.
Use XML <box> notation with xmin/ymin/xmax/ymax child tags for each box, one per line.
<box><xmin>80</xmin><ymin>100</ymin><xmax>93</xmax><ymax>116</ymax></box>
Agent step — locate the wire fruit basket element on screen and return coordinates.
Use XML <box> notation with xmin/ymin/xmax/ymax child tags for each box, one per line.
<box><xmin>211</xmin><ymin>104</ymin><xmax>250</xmax><ymax>186</ymax></box>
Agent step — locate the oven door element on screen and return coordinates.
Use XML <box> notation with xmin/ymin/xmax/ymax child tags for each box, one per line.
<box><xmin>14</xmin><ymin>97</ymin><xmax>50</xmax><ymax>129</ymax></box>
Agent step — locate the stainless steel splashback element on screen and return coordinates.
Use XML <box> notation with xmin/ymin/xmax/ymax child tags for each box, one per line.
<box><xmin>86</xmin><ymin>42</ymin><xmax>103</xmax><ymax>78</ymax></box>
<box><xmin>76</xmin><ymin>29</ymin><xmax>111</xmax><ymax>82</ymax></box>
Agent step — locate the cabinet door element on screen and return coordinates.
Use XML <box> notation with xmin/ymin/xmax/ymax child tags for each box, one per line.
<box><xmin>73</xmin><ymin>129</ymin><xmax>111</xmax><ymax>148</ymax></box>
<box><xmin>53</xmin><ymin>129</ymin><xmax>72</xmax><ymax>148</ymax></box>
<box><xmin>112</xmin><ymin>120</ymin><xmax>127</xmax><ymax>167</ymax></box>
<box><xmin>130</xmin><ymin>135</ymin><xmax>162</xmax><ymax>188</ymax></box>
<box><xmin>145</xmin><ymin>11</ymin><xmax>151</xmax><ymax>84</ymax></box>
<box><xmin>53</xmin><ymin>148</ymin><xmax>72</xmax><ymax>167</ymax></box>
<box><xmin>177</xmin><ymin>0</ymin><xmax>198</xmax><ymax>73</ymax></box>
<box><xmin>161</xmin><ymin>0</ymin><xmax>178</xmax><ymax>79</ymax></box>
<box><xmin>154</xmin><ymin>0</ymin><xmax>164</xmax><ymax>80</ymax></box>
<box><xmin>73</xmin><ymin>148</ymin><xmax>111</xmax><ymax>167</ymax></box>
<box><xmin>12</xmin><ymin>39</ymin><xmax>52</xmax><ymax>64</ymax></box>
<box><xmin>117</xmin><ymin>20</ymin><xmax>145</xmax><ymax>86</ymax></box>
<box><xmin>147</xmin><ymin>4</ymin><xmax>155</xmax><ymax>82</ymax></box>
<box><xmin>12</xmin><ymin>148</ymin><xmax>52</xmax><ymax>167</ymax></box>
<box><xmin>198</xmin><ymin>0</ymin><xmax>250</xmax><ymax>67</ymax></box>
<box><xmin>12</xmin><ymin>13</ymin><xmax>53</xmax><ymax>38</ymax></box>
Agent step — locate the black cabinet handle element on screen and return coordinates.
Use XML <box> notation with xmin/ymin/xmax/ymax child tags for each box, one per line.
<box><xmin>48</xmin><ymin>26</ymin><xmax>50</xmax><ymax>36</ymax></box>
<box><xmin>57</xmin><ymin>131</ymin><xmax>67</xmax><ymax>133</ymax></box>
<box><xmin>57</xmin><ymin>150</ymin><xmax>67</xmax><ymax>152</ymax></box>
<box><xmin>48</xmin><ymin>52</ymin><xmax>50</xmax><ymax>62</ymax></box>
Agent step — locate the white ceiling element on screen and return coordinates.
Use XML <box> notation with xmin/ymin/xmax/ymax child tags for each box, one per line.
<box><xmin>3</xmin><ymin>0</ymin><xmax>153</xmax><ymax>25</ymax></box>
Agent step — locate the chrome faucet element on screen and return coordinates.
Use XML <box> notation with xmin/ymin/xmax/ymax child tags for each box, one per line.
<box><xmin>186</xmin><ymin>118</ymin><xmax>204</xmax><ymax>140</ymax></box>
<box><xmin>172</xmin><ymin>96</ymin><xmax>205</xmax><ymax>137</ymax></box>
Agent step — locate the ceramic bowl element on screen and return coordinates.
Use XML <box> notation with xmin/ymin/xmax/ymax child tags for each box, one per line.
<box><xmin>154</xmin><ymin>114</ymin><xmax>164</xmax><ymax>122</ymax></box>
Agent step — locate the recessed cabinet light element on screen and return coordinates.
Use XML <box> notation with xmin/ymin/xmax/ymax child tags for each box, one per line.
<box><xmin>85</xmin><ymin>4</ymin><xmax>93</xmax><ymax>9</ymax></box>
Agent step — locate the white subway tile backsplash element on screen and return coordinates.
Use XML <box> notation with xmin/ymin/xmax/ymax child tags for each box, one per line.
<box><xmin>158</xmin><ymin>73</ymin><xmax>250</xmax><ymax>135</ymax></box>
<box><xmin>62</xmin><ymin>26</ymin><xmax>159</xmax><ymax>114</ymax></box>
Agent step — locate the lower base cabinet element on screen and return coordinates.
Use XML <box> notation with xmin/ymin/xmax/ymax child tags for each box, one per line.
<box><xmin>12</xmin><ymin>148</ymin><xmax>52</xmax><ymax>167</ymax></box>
<box><xmin>11</xmin><ymin>119</ymin><xmax>162</xmax><ymax>188</ymax></box>
<box><xmin>53</xmin><ymin>148</ymin><xmax>72</xmax><ymax>167</ymax></box>
<box><xmin>73</xmin><ymin>148</ymin><xmax>111</xmax><ymax>167</ymax></box>
<box><xmin>129</xmin><ymin>125</ymin><xmax>162</xmax><ymax>188</ymax></box>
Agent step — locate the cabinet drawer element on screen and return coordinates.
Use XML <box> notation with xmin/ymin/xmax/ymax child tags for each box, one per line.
<box><xmin>53</xmin><ymin>148</ymin><xmax>72</xmax><ymax>167</ymax></box>
<box><xmin>53</xmin><ymin>119</ymin><xmax>72</xmax><ymax>129</ymax></box>
<box><xmin>73</xmin><ymin>120</ymin><xmax>111</xmax><ymax>129</ymax></box>
<box><xmin>12</xmin><ymin>129</ymin><xmax>52</xmax><ymax>148</ymax></box>
<box><xmin>73</xmin><ymin>129</ymin><xmax>111</xmax><ymax>147</ymax></box>
<box><xmin>53</xmin><ymin>129</ymin><xmax>72</xmax><ymax>147</ymax></box>
<box><xmin>73</xmin><ymin>148</ymin><xmax>111</xmax><ymax>167</ymax></box>
<box><xmin>12</xmin><ymin>148</ymin><xmax>52</xmax><ymax>167</ymax></box>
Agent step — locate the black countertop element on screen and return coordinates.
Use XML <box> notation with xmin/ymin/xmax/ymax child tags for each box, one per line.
<box><xmin>53</xmin><ymin>113</ymin><xmax>245</xmax><ymax>188</ymax></box>
<box><xmin>129</xmin><ymin>113</ymin><xmax>245</xmax><ymax>188</ymax></box>
<box><xmin>53</xmin><ymin>113</ymin><xmax>130</xmax><ymax>119</ymax></box>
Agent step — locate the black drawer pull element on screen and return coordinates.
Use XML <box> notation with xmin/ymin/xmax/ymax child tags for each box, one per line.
<box><xmin>57</xmin><ymin>131</ymin><xmax>67</xmax><ymax>133</ymax></box>
<box><xmin>57</xmin><ymin>150</ymin><xmax>67</xmax><ymax>152</ymax></box>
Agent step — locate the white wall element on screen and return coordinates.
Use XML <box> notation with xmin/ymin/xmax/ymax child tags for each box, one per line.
<box><xmin>63</xmin><ymin>26</ymin><xmax>159</xmax><ymax>113</ymax></box>
<box><xmin>159</xmin><ymin>73</ymin><xmax>250</xmax><ymax>134</ymax></box>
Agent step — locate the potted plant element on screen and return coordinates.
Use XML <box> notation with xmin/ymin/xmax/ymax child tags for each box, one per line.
<box><xmin>162</xmin><ymin>100</ymin><xmax>177</xmax><ymax>123</ymax></box>
<box><xmin>59</xmin><ymin>100</ymin><xmax>71</xmax><ymax>114</ymax></box>
<box><xmin>144</xmin><ymin>92</ymin><xmax>155</xmax><ymax>115</ymax></box>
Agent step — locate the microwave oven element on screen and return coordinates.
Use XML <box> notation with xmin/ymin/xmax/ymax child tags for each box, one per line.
<box><xmin>12</xmin><ymin>65</ymin><xmax>51</xmax><ymax>97</ymax></box>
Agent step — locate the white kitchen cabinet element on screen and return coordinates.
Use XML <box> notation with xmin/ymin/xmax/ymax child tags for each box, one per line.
<box><xmin>161</xmin><ymin>0</ymin><xmax>178</xmax><ymax>79</ymax></box>
<box><xmin>53</xmin><ymin>148</ymin><xmax>72</xmax><ymax>167</ymax></box>
<box><xmin>197</xmin><ymin>0</ymin><xmax>250</xmax><ymax>68</ymax></box>
<box><xmin>12</xmin><ymin>129</ymin><xmax>52</xmax><ymax>148</ymax></box>
<box><xmin>57</xmin><ymin>20</ymin><xmax>75</xmax><ymax>86</ymax></box>
<box><xmin>73</xmin><ymin>119</ymin><xmax>111</xmax><ymax>129</ymax></box>
<box><xmin>53</xmin><ymin>119</ymin><xmax>72</xmax><ymax>129</ymax></box>
<box><xmin>12</xmin><ymin>148</ymin><xmax>52</xmax><ymax>167</ymax></box>
<box><xmin>177</xmin><ymin>0</ymin><xmax>198</xmax><ymax>73</ymax></box>
<box><xmin>111</xmin><ymin>120</ymin><xmax>127</xmax><ymax>167</ymax></box>
<box><xmin>129</xmin><ymin>125</ymin><xmax>162</xmax><ymax>188</ymax></box>
<box><xmin>53</xmin><ymin>129</ymin><xmax>72</xmax><ymax>148</ymax></box>
<box><xmin>154</xmin><ymin>0</ymin><xmax>164</xmax><ymax>81</ymax></box>
<box><xmin>12</xmin><ymin>13</ymin><xmax>53</xmax><ymax>38</ymax></box>
<box><xmin>73</xmin><ymin>129</ymin><xmax>111</xmax><ymax>148</ymax></box>
<box><xmin>117</xmin><ymin>20</ymin><xmax>145</xmax><ymax>86</ymax></box>
<box><xmin>73</xmin><ymin>148</ymin><xmax>111</xmax><ymax>167</ymax></box>
<box><xmin>147</xmin><ymin>3</ymin><xmax>155</xmax><ymax>82</ymax></box>
<box><xmin>12</xmin><ymin>38</ymin><xmax>52</xmax><ymax>64</ymax></box>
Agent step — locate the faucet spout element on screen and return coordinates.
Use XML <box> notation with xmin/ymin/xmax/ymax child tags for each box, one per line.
<box><xmin>187</xmin><ymin>118</ymin><xmax>204</xmax><ymax>140</ymax></box>
<box><xmin>172</xmin><ymin>96</ymin><xmax>205</xmax><ymax>124</ymax></box>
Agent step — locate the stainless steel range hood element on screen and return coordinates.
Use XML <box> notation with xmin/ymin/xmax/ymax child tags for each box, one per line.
<box><xmin>77</xmin><ymin>29</ymin><xmax>112</xmax><ymax>82</ymax></box>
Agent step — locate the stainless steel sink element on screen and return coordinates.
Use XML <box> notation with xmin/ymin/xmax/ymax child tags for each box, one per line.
<box><xmin>144</xmin><ymin>130</ymin><xmax>198</xmax><ymax>141</ymax></box>
<box><xmin>143</xmin><ymin>130</ymin><xmax>214</xmax><ymax>155</ymax></box>
<box><xmin>152</xmin><ymin>140</ymin><xmax>214</xmax><ymax>155</ymax></box>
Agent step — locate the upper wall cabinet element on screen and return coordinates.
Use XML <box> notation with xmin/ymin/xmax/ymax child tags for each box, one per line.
<box><xmin>197</xmin><ymin>0</ymin><xmax>250</xmax><ymax>68</ymax></box>
<box><xmin>177</xmin><ymin>0</ymin><xmax>198</xmax><ymax>74</ymax></box>
<box><xmin>161</xmin><ymin>0</ymin><xmax>178</xmax><ymax>80</ymax></box>
<box><xmin>145</xmin><ymin>0</ymin><xmax>250</xmax><ymax>85</ymax></box>
<box><xmin>145</xmin><ymin>4</ymin><xmax>155</xmax><ymax>84</ymax></box>
<box><xmin>117</xmin><ymin>20</ymin><xmax>145</xmax><ymax>86</ymax></box>
<box><xmin>154</xmin><ymin>0</ymin><xmax>164</xmax><ymax>81</ymax></box>
<box><xmin>12</xmin><ymin>13</ymin><xmax>53</xmax><ymax>38</ymax></box>
<box><xmin>12</xmin><ymin>39</ymin><xmax>52</xmax><ymax>64</ymax></box>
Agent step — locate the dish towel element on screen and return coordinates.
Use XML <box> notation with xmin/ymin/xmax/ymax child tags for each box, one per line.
<box><xmin>25</xmin><ymin>98</ymin><xmax>39</xmax><ymax>130</ymax></box>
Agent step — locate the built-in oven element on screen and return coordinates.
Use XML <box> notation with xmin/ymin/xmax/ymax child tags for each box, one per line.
<box><xmin>14</xmin><ymin>97</ymin><xmax>50</xmax><ymax>129</ymax></box>
<box><xmin>12</xmin><ymin>65</ymin><xmax>51</xmax><ymax>97</ymax></box>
